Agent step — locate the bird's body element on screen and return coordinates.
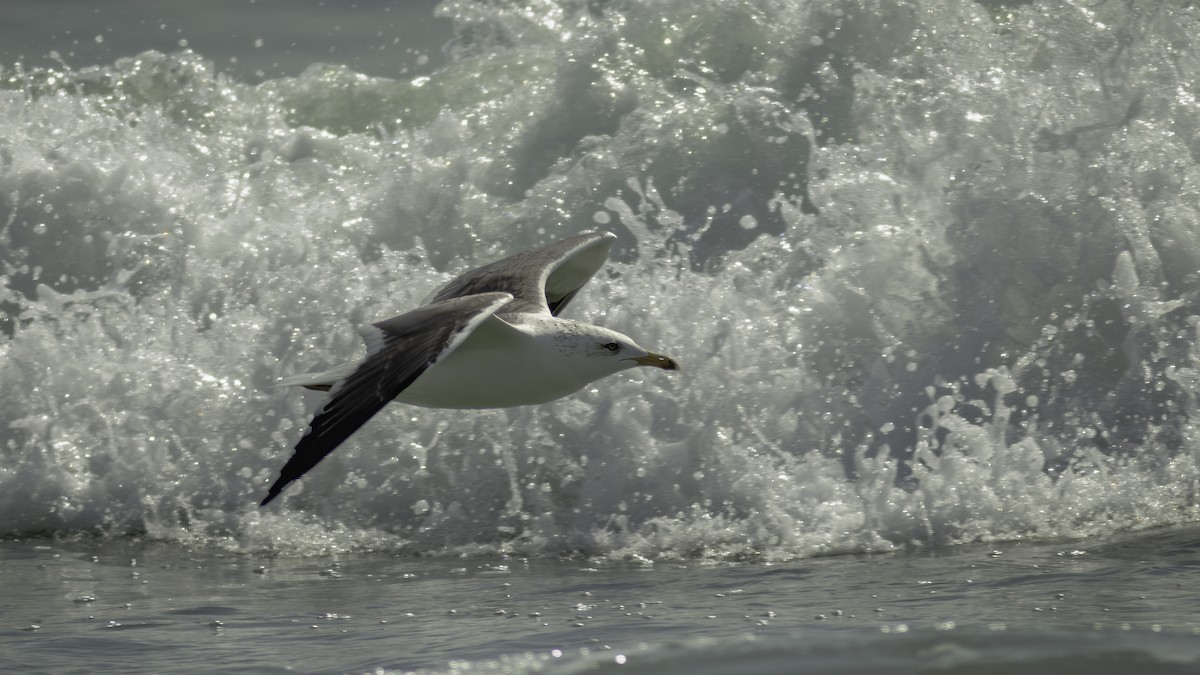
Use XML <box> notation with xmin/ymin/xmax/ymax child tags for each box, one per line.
<box><xmin>396</xmin><ymin>314</ymin><xmax>638</xmax><ymax>408</ymax></box>
<box><xmin>282</xmin><ymin>313</ymin><xmax>643</xmax><ymax>409</ymax></box>
<box><xmin>261</xmin><ymin>231</ymin><xmax>677</xmax><ymax>506</ymax></box>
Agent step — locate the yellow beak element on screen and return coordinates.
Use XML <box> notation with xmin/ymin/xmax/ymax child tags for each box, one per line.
<box><xmin>631</xmin><ymin>353</ymin><xmax>679</xmax><ymax>371</ymax></box>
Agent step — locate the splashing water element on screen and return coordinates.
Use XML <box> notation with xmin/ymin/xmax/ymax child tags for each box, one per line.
<box><xmin>2</xmin><ymin>0</ymin><xmax>1200</xmax><ymax>559</ymax></box>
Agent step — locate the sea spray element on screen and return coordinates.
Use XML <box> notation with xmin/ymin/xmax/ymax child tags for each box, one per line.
<box><xmin>2</xmin><ymin>0</ymin><xmax>1200</xmax><ymax>558</ymax></box>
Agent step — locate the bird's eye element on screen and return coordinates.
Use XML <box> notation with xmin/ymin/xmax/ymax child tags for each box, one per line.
<box><xmin>602</xmin><ymin>342</ymin><xmax>621</xmax><ymax>353</ymax></box>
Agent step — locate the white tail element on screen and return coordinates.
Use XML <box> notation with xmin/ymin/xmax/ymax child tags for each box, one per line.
<box><xmin>276</xmin><ymin>360</ymin><xmax>361</xmax><ymax>391</ymax></box>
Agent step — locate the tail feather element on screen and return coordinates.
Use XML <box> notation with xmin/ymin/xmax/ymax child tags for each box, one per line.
<box><xmin>276</xmin><ymin>360</ymin><xmax>360</xmax><ymax>391</ymax></box>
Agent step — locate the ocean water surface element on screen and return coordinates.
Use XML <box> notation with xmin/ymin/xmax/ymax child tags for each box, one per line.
<box><xmin>3</xmin><ymin>0</ymin><xmax>1200</xmax><ymax>672</ymax></box>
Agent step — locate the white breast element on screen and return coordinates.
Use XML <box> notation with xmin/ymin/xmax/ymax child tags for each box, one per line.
<box><xmin>395</xmin><ymin>315</ymin><xmax>589</xmax><ymax>409</ymax></box>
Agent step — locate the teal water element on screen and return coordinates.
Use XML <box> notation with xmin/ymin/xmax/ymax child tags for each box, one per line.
<box><xmin>3</xmin><ymin>0</ymin><xmax>1200</xmax><ymax>672</ymax></box>
<box><xmin>4</xmin><ymin>526</ymin><xmax>1200</xmax><ymax>673</ymax></box>
<box><xmin>1</xmin><ymin>0</ymin><xmax>450</xmax><ymax>81</ymax></box>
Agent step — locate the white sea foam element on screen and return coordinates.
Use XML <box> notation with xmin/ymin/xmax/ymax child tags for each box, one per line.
<box><xmin>2</xmin><ymin>1</ymin><xmax>1199</xmax><ymax>558</ymax></box>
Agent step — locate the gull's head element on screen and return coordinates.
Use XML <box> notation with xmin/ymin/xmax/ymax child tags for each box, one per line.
<box><xmin>552</xmin><ymin>322</ymin><xmax>679</xmax><ymax>381</ymax></box>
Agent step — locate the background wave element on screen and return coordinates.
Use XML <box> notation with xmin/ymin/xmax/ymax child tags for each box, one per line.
<box><xmin>2</xmin><ymin>0</ymin><xmax>1199</xmax><ymax>559</ymax></box>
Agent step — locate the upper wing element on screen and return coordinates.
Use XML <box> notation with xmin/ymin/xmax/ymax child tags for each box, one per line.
<box><xmin>260</xmin><ymin>292</ymin><xmax>513</xmax><ymax>506</ymax></box>
<box><xmin>424</xmin><ymin>231</ymin><xmax>616</xmax><ymax>316</ymax></box>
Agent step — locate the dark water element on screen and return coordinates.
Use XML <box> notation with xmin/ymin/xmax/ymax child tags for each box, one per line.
<box><xmin>1</xmin><ymin>0</ymin><xmax>450</xmax><ymax>81</ymax></box>
<box><xmin>4</xmin><ymin>526</ymin><xmax>1200</xmax><ymax>673</ymax></box>
<box><xmin>3</xmin><ymin>0</ymin><xmax>1200</xmax><ymax>672</ymax></box>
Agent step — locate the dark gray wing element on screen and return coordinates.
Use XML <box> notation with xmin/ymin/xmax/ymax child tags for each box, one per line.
<box><xmin>260</xmin><ymin>292</ymin><xmax>512</xmax><ymax>506</ymax></box>
<box><xmin>425</xmin><ymin>231</ymin><xmax>616</xmax><ymax>317</ymax></box>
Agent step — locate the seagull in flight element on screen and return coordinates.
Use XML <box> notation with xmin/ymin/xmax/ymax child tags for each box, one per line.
<box><xmin>261</xmin><ymin>231</ymin><xmax>678</xmax><ymax>506</ymax></box>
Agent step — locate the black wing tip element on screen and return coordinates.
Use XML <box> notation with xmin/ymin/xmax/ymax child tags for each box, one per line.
<box><xmin>259</xmin><ymin>478</ymin><xmax>291</xmax><ymax>507</ymax></box>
